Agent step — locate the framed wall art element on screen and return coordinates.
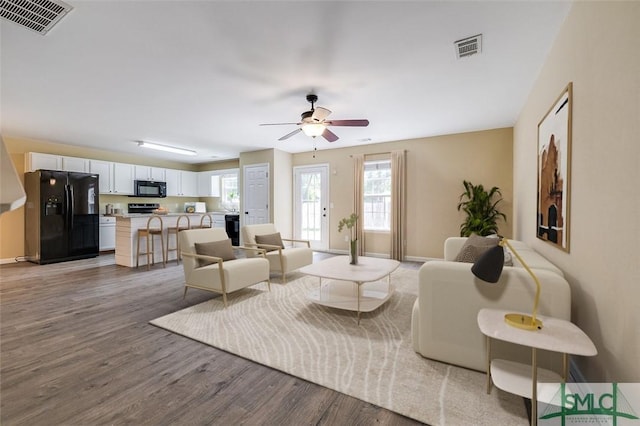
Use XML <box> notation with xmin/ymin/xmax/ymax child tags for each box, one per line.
<box><xmin>537</xmin><ymin>82</ymin><xmax>572</xmax><ymax>252</ymax></box>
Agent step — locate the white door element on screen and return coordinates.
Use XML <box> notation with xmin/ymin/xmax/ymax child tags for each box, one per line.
<box><xmin>243</xmin><ymin>163</ymin><xmax>269</xmax><ymax>225</ymax></box>
<box><xmin>294</xmin><ymin>164</ymin><xmax>329</xmax><ymax>251</ymax></box>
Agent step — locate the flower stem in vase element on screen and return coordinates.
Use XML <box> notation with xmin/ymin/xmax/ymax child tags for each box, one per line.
<box><xmin>350</xmin><ymin>239</ymin><xmax>358</xmax><ymax>265</ymax></box>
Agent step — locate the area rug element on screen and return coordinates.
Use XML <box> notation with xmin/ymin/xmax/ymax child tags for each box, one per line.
<box><xmin>150</xmin><ymin>268</ymin><xmax>528</xmax><ymax>425</ymax></box>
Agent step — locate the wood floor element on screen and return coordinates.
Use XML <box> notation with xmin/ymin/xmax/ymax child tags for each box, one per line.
<box><xmin>0</xmin><ymin>253</ymin><xmax>424</xmax><ymax>425</ymax></box>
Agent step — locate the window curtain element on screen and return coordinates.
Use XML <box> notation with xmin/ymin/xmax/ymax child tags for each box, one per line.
<box><xmin>353</xmin><ymin>154</ymin><xmax>365</xmax><ymax>255</ymax></box>
<box><xmin>390</xmin><ymin>150</ymin><xmax>406</xmax><ymax>260</ymax></box>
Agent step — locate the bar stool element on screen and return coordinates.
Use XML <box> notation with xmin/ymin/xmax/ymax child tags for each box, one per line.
<box><xmin>136</xmin><ymin>216</ymin><xmax>165</xmax><ymax>270</ymax></box>
<box><xmin>166</xmin><ymin>214</ymin><xmax>190</xmax><ymax>265</ymax></box>
<box><xmin>191</xmin><ymin>213</ymin><xmax>213</xmax><ymax>229</ymax></box>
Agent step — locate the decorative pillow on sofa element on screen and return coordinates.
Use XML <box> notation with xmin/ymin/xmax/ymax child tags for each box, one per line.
<box><xmin>454</xmin><ymin>234</ymin><xmax>499</xmax><ymax>263</ymax></box>
<box><xmin>255</xmin><ymin>232</ymin><xmax>285</xmax><ymax>251</ymax></box>
<box><xmin>503</xmin><ymin>248</ymin><xmax>514</xmax><ymax>266</ymax></box>
<box><xmin>194</xmin><ymin>239</ymin><xmax>236</xmax><ymax>267</ymax></box>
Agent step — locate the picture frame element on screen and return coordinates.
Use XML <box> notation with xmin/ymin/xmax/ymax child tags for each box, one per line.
<box><xmin>537</xmin><ymin>82</ymin><xmax>572</xmax><ymax>252</ymax></box>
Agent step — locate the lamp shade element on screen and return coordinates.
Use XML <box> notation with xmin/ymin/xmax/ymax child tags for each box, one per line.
<box><xmin>301</xmin><ymin>123</ymin><xmax>326</xmax><ymax>137</ymax></box>
<box><xmin>471</xmin><ymin>244</ymin><xmax>505</xmax><ymax>283</ymax></box>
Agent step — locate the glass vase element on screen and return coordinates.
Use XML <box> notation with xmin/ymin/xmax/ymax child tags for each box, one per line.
<box><xmin>349</xmin><ymin>239</ymin><xmax>358</xmax><ymax>265</ymax></box>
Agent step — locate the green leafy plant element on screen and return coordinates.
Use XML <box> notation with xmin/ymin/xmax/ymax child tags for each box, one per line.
<box><xmin>338</xmin><ymin>213</ymin><xmax>359</xmax><ymax>242</ymax></box>
<box><xmin>457</xmin><ymin>180</ymin><xmax>507</xmax><ymax>237</ymax></box>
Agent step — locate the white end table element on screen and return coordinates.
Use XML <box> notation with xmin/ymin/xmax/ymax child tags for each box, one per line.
<box><xmin>477</xmin><ymin>308</ymin><xmax>597</xmax><ymax>426</ymax></box>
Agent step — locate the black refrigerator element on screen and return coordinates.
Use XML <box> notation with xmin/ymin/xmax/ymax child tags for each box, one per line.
<box><xmin>25</xmin><ymin>170</ymin><xmax>100</xmax><ymax>264</ymax></box>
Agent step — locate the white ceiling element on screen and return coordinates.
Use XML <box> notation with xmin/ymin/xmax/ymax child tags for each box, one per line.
<box><xmin>0</xmin><ymin>1</ymin><xmax>572</xmax><ymax>164</ymax></box>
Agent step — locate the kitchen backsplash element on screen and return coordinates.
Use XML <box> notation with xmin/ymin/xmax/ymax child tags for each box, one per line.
<box><xmin>99</xmin><ymin>195</ymin><xmax>224</xmax><ymax>214</ymax></box>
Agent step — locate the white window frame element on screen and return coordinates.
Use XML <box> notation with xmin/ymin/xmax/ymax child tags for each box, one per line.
<box><xmin>363</xmin><ymin>159</ymin><xmax>391</xmax><ymax>231</ymax></box>
<box><xmin>220</xmin><ymin>172</ymin><xmax>239</xmax><ymax>210</ymax></box>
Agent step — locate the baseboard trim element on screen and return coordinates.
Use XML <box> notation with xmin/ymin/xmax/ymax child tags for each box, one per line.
<box><xmin>405</xmin><ymin>256</ymin><xmax>439</xmax><ymax>263</ymax></box>
<box><xmin>1</xmin><ymin>257</ymin><xmax>20</xmax><ymax>265</ymax></box>
<box><xmin>320</xmin><ymin>251</ymin><xmax>434</xmax><ymax>264</ymax></box>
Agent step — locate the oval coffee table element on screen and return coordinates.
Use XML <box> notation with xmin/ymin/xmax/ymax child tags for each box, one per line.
<box><xmin>299</xmin><ymin>256</ymin><xmax>400</xmax><ymax>324</ymax></box>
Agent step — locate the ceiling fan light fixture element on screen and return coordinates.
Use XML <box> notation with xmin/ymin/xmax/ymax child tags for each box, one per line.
<box><xmin>301</xmin><ymin>123</ymin><xmax>326</xmax><ymax>137</ymax></box>
<box><xmin>138</xmin><ymin>141</ymin><xmax>197</xmax><ymax>156</ymax></box>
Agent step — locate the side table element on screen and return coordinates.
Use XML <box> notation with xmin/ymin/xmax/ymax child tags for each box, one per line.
<box><xmin>477</xmin><ymin>308</ymin><xmax>597</xmax><ymax>426</ymax></box>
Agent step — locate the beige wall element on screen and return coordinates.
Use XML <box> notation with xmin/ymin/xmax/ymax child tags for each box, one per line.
<box><xmin>1</xmin><ymin>152</ymin><xmax>27</xmax><ymax>260</ymax></box>
<box><xmin>2</xmin><ymin>129</ymin><xmax>513</xmax><ymax>261</ymax></box>
<box><xmin>272</xmin><ymin>149</ymin><xmax>293</xmax><ymax>237</ymax></box>
<box><xmin>195</xmin><ymin>159</ymin><xmax>239</xmax><ymax>172</ymax></box>
<box><xmin>513</xmin><ymin>2</ymin><xmax>640</xmax><ymax>381</ymax></box>
<box><xmin>293</xmin><ymin>127</ymin><xmax>513</xmax><ymax>258</ymax></box>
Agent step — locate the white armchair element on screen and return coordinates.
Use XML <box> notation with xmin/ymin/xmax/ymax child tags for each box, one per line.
<box><xmin>179</xmin><ymin>228</ymin><xmax>270</xmax><ymax>307</ymax></box>
<box><xmin>241</xmin><ymin>223</ymin><xmax>313</xmax><ymax>283</ymax></box>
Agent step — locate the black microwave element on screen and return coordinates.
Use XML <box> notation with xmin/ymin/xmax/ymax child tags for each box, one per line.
<box><xmin>133</xmin><ymin>180</ymin><xmax>167</xmax><ymax>198</ymax></box>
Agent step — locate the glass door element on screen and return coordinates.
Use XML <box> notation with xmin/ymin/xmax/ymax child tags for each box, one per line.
<box><xmin>294</xmin><ymin>165</ymin><xmax>329</xmax><ymax>251</ymax></box>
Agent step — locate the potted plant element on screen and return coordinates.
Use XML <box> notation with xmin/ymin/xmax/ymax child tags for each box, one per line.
<box><xmin>457</xmin><ymin>180</ymin><xmax>507</xmax><ymax>237</ymax></box>
<box><xmin>338</xmin><ymin>213</ymin><xmax>359</xmax><ymax>265</ymax></box>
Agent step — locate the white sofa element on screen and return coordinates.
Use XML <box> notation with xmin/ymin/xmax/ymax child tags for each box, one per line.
<box><xmin>411</xmin><ymin>237</ymin><xmax>571</xmax><ymax>373</ymax></box>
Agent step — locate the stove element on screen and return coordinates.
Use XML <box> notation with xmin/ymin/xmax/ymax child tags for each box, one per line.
<box><xmin>128</xmin><ymin>203</ymin><xmax>159</xmax><ymax>214</ymax></box>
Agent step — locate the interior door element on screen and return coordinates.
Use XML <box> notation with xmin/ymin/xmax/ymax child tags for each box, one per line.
<box><xmin>294</xmin><ymin>164</ymin><xmax>329</xmax><ymax>251</ymax></box>
<box><xmin>243</xmin><ymin>163</ymin><xmax>269</xmax><ymax>226</ymax></box>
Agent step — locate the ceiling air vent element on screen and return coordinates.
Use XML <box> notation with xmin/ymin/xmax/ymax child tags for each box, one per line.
<box><xmin>454</xmin><ymin>34</ymin><xmax>482</xmax><ymax>59</ymax></box>
<box><xmin>1</xmin><ymin>0</ymin><xmax>73</xmax><ymax>35</ymax></box>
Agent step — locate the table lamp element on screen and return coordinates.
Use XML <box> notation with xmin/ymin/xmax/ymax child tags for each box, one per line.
<box><xmin>471</xmin><ymin>237</ymin><xmax>543</xmax><ymax>330</ymax></box>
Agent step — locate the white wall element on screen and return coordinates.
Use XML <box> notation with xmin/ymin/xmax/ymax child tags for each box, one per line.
<box><xmin>513</xmin><ymin>1</ymin><xmax>640</xmax><ymax>381</ymax></box>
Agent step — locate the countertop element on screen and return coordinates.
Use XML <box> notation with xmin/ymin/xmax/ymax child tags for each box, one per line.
<box><xmin>108</xmin><ymin>211</ymin><xmax>234</xmax><ymax>218</ymax></box>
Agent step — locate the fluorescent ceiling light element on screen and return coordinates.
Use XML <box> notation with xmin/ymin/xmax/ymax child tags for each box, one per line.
<box><xmin>138</xmin><ymin>141</ymin><xmax>197</xmax><ymax>156</ymax></box>
<box><xmin>301</xmin><ymin>123</ymin><xmax>325</xmax><ymax>137</ymax></box>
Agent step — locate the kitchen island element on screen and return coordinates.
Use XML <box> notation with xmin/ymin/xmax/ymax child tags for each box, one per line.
<box><xmin>115</xmin><ymin>213</ymin><xmax>222</xmax><ymax>267</ymax></box>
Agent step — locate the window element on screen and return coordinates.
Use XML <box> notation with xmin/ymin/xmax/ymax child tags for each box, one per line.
<box><xmin>220</xmin><ymin>173</ymin><xmax>239</xmax><ymax>210</ymax></box>
<box><xmin>363</xmin><ymin>160</ymin><xmax>391</xmax><ymax>231</ymax></box>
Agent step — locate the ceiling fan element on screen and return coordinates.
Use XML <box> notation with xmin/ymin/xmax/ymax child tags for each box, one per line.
<box><xmin>260</xmin><ymin>94</ymin><xmax>369</xmax><ymax>142</ymax></box>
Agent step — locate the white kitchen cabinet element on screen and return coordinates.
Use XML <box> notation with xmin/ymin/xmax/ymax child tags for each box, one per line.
<box><xmin>197</xmin><ymin>171</ymin><xmax>221</xmax><ymax>197</ymax></box>
<box><xmin>26</xmin><ymin>152</ymin><xmax>89</xmax><ymax>174</ymax></box>
<box><xmin>25</xmin><ymin>152</ymin><xmax>61</xmax><ymax>172</ymax></box>
<box><xmin>113</xmin><ymin>162</ymin><xmax>134</xmax><ymax>195</ymax></box>
<box><xmin>181</xmin><ymin>171</ymin><xmax>198</xmax><ymax>196</ymax></box>
<box><xmin>165</xmin><ymin>169</ymin><xmax>179</xmax><ymax>196</ymax></box>
<box><xmin>150</xmin><ymin>167</ymin><xmax>165</xmax><ymax>181</ymax></box>
<box><xmin>90</xmin><ymin>160</ymin><xmax>134</xmax><ymax>195</ymax></box>
<box><xmin>134</xmin><ymin>165</ymin><xmax>165</xmax><ymax>181</ymax></box>
<box><xmin>165</xmin><ymin>169</ymin><xmax>197</xmax><ymax>197</ymax></box>
<box><xmin>62</xmin><ymin>156</ymin><xmax>88</xmax><ymax>173</ymax></box>
<box><xmin>89</xmin><ymin>160</ymin><xmax>114</xmax><ymax>194</ymax></box>
<box><xmin>99</xmin><ymin>216</ymin><xmax>116</xmax><ymax>251</ymax></box>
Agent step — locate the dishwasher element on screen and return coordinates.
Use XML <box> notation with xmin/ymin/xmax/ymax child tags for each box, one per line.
<box><xmin>225</xmin><ymin>214</ymin><xmax>240</xmax><ymax>246</ymax></box>
<box><xmin>99</xmin><ymin>216</ymin><xmax>116</xmax><ymax>251</ymax></box>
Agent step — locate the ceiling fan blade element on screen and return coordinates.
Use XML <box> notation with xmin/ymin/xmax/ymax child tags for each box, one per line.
<box><xmin>312</xmin><ymin>107</ymin><xmax>331</xmax><ymax>122</ymax></box>
<box><xmin>325</xmin><ymin>119</ymin><xmax>369</xmax><ymax>127</ymax></box>
<box><xmin>259</xmin><ymin>122</ymin><xmax>300</xmax><ymax>126</ymax></box>
<box><xmin>322</xmin><ymin>128</ymin><xmax>339</xmax><ymax>142</ymax></box>
<box><xmin>278</xmin><ymin>128</ymin><xmax>303</xmax><ymax>141</ymax></box>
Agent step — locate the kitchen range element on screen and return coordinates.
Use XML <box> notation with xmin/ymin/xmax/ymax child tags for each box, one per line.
<box><xmin>128</xmin><ymin>203</ymin><xmax>160</xmax><ymax>214</ymax></box>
